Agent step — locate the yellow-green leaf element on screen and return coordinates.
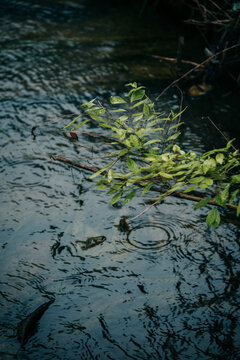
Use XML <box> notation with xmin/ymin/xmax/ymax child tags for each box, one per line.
<box><xmin>110</xmin><ymin>96</ymin><xmax>126</xmax><ymax>104</ymax></box>
<box><xmin>126</xmin><ymin>156</ymin><xmax>139</xmax><ymax>172</ymax></box>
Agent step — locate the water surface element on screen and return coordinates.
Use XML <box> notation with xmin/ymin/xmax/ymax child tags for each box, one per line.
<box><xmin>0</xmin><ymin>1</ymin><xmax>240</xmax><ymax>359</ymax></box>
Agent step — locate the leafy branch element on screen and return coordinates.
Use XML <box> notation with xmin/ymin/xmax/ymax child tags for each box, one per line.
<box><xmin>63</xmin><ymin>82</ymin><xmax>240</xmax><ymax>228</ymax></box>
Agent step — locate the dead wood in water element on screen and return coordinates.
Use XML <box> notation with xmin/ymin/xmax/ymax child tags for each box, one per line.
<box><xmin>51</xmin><ymin>155</ymin><xmax>101</xmax><ymax>174</ymax></box>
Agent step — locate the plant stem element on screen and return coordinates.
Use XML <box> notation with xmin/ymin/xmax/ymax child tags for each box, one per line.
<box><xmin>52</xmin><ymin>155</ymin><xmax>237</xmax><ymax>212</ymax></box>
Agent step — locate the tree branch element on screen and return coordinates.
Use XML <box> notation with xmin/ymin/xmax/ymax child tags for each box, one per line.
<box><xmin>152</xmin><ymin>55</ymin><xmax>204</xmax><ymax>68</ymax></box>
<box><xmin>51</xmin><ymin>155</ymin><xmax>101</xmax><ymax>174</ymax></box>
<box><xmin>51</xmin><ymin>155</ymin><xmax>237</xmax><ymax>212</ymax></box>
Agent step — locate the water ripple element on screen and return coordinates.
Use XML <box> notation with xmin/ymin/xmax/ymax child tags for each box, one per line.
<box><xmin>117</xmin><ymin>213</ymin><xmax>202</xmax><ymax>255</ymax></box>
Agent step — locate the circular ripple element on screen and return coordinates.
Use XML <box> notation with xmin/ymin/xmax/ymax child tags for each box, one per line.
<box><xmin>117</xmin><ymin>213</ymin><xmax>206</xmax><ymax>254</ymax></box>
<box><xmin>127</xmin><ymin>222</ymin><xmax>173</xmax><ymax>251</ymax></box>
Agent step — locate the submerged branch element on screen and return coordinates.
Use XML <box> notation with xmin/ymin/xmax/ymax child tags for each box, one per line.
<box><xmin>52</xmin><ymin>155</ymin><xmax>237</xmax><ymax>212</ymax></box>
<box><xmin>51</xmin><ymin>155</ymin><xmax>101</xmax><ymax>174</ymax></box>
<box><xmin>171</xmin><ymin>191</ymin><xmax>237</xmax><ymax>210</ymax></box>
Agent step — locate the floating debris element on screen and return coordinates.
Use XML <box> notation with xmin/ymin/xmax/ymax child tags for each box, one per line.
<box><xmin>17</xmin><ymin>298</ymin><xmax>55</xmax><ymax>346</ymax></box>
<box><xmin>188</xmin><ymin>83</ymin><xmax>213</xmax><ymax>96</ymax></box>
<box><xmin>80</xmin><ymin>236</ymin><xmax>106</xmax><ymax>250</ymax></box>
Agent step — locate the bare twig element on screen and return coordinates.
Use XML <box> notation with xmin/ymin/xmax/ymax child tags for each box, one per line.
<box><xmin>185</xmin><ymin>19</ymin><xmax>232</xmax><ymax>25</ymax></box>
<box><xmin>207</xmin><ymin>117</ymin><xmax>237</xmax><ymax>151</ymax></box>
<box><xmin>208</xmin><ymin>0</ymin><xmax>232</xmax><ymax>20</ymax></box>
<box><xmin>127</xmin><ymin>200</ymin><xmax>160</xmax><ymax>222</ymax></box>
<box><xmin>51</xmin><ymin>155</ymin><xmax>101</xmax><ymax>173</ymax></box>
<box><xmin>152</xmin><ymin>55</ymin><xmax>204</xmax><ymax>68</ymax></box>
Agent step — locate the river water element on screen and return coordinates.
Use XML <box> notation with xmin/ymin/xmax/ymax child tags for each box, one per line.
<box><xmin>0</xmin><ymin>1</ymin><xmax>240</xmax><ymax>359</ymax></box>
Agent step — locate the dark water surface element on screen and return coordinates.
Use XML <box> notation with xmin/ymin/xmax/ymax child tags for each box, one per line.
<box><xmin>0</xmin><ymin>1</ymin><xmax>240</xmax><ymax>359</ymax></box>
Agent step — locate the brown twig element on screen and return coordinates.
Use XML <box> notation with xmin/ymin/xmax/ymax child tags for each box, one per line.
<box><xmin>51</xmin><ymin>155</ymin><xmax>101</xmax><ymax>174</ymax></box>
<box><xmin>128</xmin><ymin>200</ymin><xmax>160</xmax><ymax>222</ymax></box>
<box><xmin>152</xmin><ymin>55</ymin><xmax>204</xmax><ymax>68</ymax></box>
<box><xmin>207</xmin><ymin>0</ymin><xmax>232</xmax><ymax>20</ymax></box>
<box><xmin>185</xmin><ymin>19</ymin><xmax>232</xmax><ymax>25</ymax></box>
<box><xmin>156</xmin><ymin>43</ymin><xmax>240</xmax><ymax>100</ymax></box>
<box><xmin>171</xmin><ymin>191</ymin><xmax>237</xmax><ymax>210</ymax></box>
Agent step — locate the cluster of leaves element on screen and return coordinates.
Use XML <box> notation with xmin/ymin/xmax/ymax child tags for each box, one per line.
<box><xmin>64</xmin><ymin>82</ymin><xmax>240</xmax><ymax>228</ymax></box>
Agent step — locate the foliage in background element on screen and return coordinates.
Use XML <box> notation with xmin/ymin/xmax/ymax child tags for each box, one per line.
<box><xmin>64</xmin><ymin>83</ymin><xmax>240</xmax><ymax>228</ymax></box>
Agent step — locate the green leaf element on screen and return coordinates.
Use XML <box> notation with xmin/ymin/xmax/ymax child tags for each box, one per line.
<box><xmin>216</xmin><ymin>153</ymin><xmax>224</xmax><ymax>164</ymax></box>
<box><xmin>226</xmin><ymin>139</ymin><xmax>235</xmax><ymax>149</ymax></box>
<box><xmin>81</xmin><ymin>98</ymin><xmax>96</xmax><ymax>108</ymax></box>
<box><xmin>194</xmin><ymin>198</ymin><xmax>211</xmax><ymax>210</ymax></box>
<box><xmin>110</xmin><ymin>192</ymin><xmax>123</xmax><ymax>206</ymax></box>
<box><xmin>147</xmin><ymin>127</ymin><xmax>164</xmax><ymax>132</ymax></box>
<box><xmin>103</xmin><ymin>151</ymin><xmax>120</xmax><ymax>158</ymax></box>
<box><xmin>232</xmin><ymin>174</ymin><xmax>240</xmax><ymax>183</ymax></box>
<box><xmin>131</xmin><ymin>89</ymin><xmax>145</xmax><ymax>102</ymax></box>
<box><xmin>107</xmin><ymin>183</ymin><xmax>123</xmax><ymax>195</ymax></box>
<box><xmin>125</xmin><ymin>82</ymin><xmax>137</xmax><ymax>88</ymax></box>
<box><xmin>237</xmin><ymin>201</ymin><xmax>240</xmax><ymax>217</ymax></box>
<box><xmin>110</xmin><ymin>96</ymin><xmax>126</xmax><ymax>104</ymax></box>
<box><xmin>169</xmin><ymin>122</ymin><xmax>184</xmax><ymax>131</ymax></box>
<box><xmin>122</xmin><ymin>189</ymin><xmax>138</xmax><ymax>205</ymax></box>
<box><xmin>89</xmin><ymin>161</ymin><xmax>114</xmax><ymax>180</ymax></box>
<box><xmin>172</xmin><ymin>144</ymin><xmax>185</xmax><ymax>154</ymax></box>
<box><xmin>167</xmin><ymin>132</ymin><xmax>181</xmax><ymax>141</ymax></box>
<box><xmin>215</xmin><ymin>193</ymin><xmax>224</xmax><ymax>206</ymax></box>
<box><xmin>229</xmin><ymin>189</ymin><xmax>239</xmax><ymax>204</ymax></box>
<box><xmin>97</xmin><ymin>183</ymin><xmax>107</xmax><ymax>189</ymax></box>
<box><xmin>202</xmin><ymin>159</ymin><xmax>213</xmax><ymax>174</ymax></box>
<box><xmin>108</xmin><ymin>168</ymin><xmax>113</xmax><ymax>183</ymax></box>
<box><xmin>114</xmin><ymin>128</ymin><xmax>126</xmax><ymax>141</ymax></box>
<box><xmin>157</xmin><ymin>172</ymin><xmax>173</xmax><ymax>179</ymax></box>
<box><xmin>63</xmin><ymin>114</ymin><xmax>81</xmax><ymax>129</ymax></box>
<box><xmin>118</xmin><ymin>149</ymin><xmax>128</xmax><ymax>157</ymax></box>
<box><xmin>143</xmin><ymin>103</ymin><xmax>150</xmax><ymax>116</ymax></box>
<box><xmin>130</xmin><ymin>135</ymin><xmax>139</xmax><ymax>147</ymax></box>
<box><xmin>71</xmin><ymin>119</ymin><xmax>89</xmax><ymax>130</ymax></box>
<box><xmin>220</xmin><ymin>184</ymin><xmax>230</xmax><ymax>204</ymax></box>
<box><xmin>132</xmin><ymin>98</ymin><xmax>148</xmax><ymax>108</ymax></box>
<box><xmin>141</xmin><ymin>182</ymin><xmax>154</xmax><ymax>196</ymax></box>
<box><xmin>89</xmin><ymin>114</ymin><xmax>103</xmax><ymax>121</ymax></box>
<box><xmin>118</xmin><ymin>115</ymin><xmax>128</xmax><ymax>122</ymax></box>
<box><xmin>144</xmin><ymin>139</ymin><xmax>161</xmax><ymax>146</ymax></box>
<box><xmin>199</xmin><ymin>178</ymin><xmax>213</xmax><ymax>189</ymax></box>
<box><xmin>171</xmin><ymin>108</ymin><xmax>186</xmax><ymax>120</ymax></box>
<box><xmin>206</xmin><ymin>208</ymin><xmax>221</xmax><ymax>228</ymax></box>
<box><xmin>133</xmin><ymin>113</ymin><xmax>143</xmax><ymax>122</ymax></box>
<box><xmin>126</xmin><ymin>156</ymin><xmax>139</xmax><ymax>172</ymax></box>
<box><xmin>189</xmin><ymin>176</ymin><xmax>205</xmax><ymax>184</ymax></box>
<box><xmin>144</xmin><ymin>155</ymin><xmax>160</xmax><ymax>162</ymax></box>
<box><xmin>110</xmin><ymin>108</ymin><xmax>127</xmax><ymax>113</ymax></box>
<box><xmin>184</xmin><ymin>185</ymin><xmax>198</xmax><ymax>193</ymax></box>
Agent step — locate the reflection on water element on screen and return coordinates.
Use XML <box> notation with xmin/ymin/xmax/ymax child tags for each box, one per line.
<box><xmin>0</xmin><ymin>0</ymin><xmax>240</xmax><ymax>359</ymax></box>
